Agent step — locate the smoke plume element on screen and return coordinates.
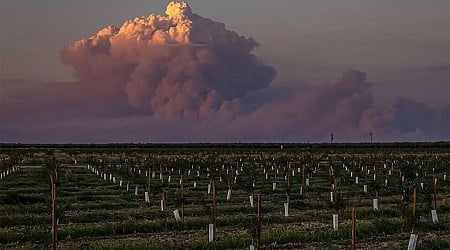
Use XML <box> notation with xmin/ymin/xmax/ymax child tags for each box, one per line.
<box><xmin>61</xmin><ymin>1</ymin><xmax>275</xmax><ymax>120</ymax></box>
<box><xmin>2</xmin><ymin>2</ymin><xmax>449</xmax><ymax>143</ymax></box>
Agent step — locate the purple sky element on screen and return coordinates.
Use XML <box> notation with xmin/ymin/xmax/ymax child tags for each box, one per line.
<box><xmin>1</xmin><ymin>1</ymin><xmax>449</xmax><ymax>143</ymax></box>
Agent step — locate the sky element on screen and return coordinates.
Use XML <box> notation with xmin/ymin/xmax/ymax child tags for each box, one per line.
<box><xmin>1</xmin><ymin>0</ymin><xmax>449</xmax><ymax>143</ymax></box>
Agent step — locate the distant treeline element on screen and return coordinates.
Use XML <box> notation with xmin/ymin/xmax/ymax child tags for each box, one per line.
<box><xmin>1</xmin><ymin>142</ymin><xmax>449</xmax><ymax>150</ymax></box>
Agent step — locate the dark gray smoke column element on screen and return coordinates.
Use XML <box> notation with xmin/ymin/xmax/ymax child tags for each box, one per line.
<box><xmin>61</xmin><ymin>1</ymin><xmax>276</xmax><ymax>120</ymax></box>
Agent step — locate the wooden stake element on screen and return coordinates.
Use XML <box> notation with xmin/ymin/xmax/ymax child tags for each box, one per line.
<box><xmin>274</xmin><ymin>166</ymin><xmax>277</xmax><ymax>182</ymax></box>
<box><xmin>333</xmin><ymin>177</ymin><xmax>337</xmax><ymax>193</ymax></box>
<box><xmin>433</xmin><ymin>176</ymin><xmax>437</xmax><ymax>210</ymax></box>
<box><xmin>302</xmin><ymin>166</ymin><xmax>305</xmax><ymax>185</ymax></box>
<box><xmin>181</xmin><ymin>175</ymin><xmax>184</xmax><ymax>220</ymax></box>
<box><xmin>257</xmin><ymin>192</ymin><xmax>262</xmax><ymax>222</ymax></box>
<box><xmin>55</xmin><ymin>168</ymin><xmax>58</xmax><ymax>182</ymax></box>
<box><xmin>50</xmin><ymin>173</ymin><xmax>57</xmax><ymax>250</ymax></box>
<box><xmin>212</xmin><ymin>179</ymin><xmax>216</xmax><ymax>240</ymax></box>
<box><xmin>410</xmin><ymin>187</ymin><xmax>417</xmax><ymax>233</ymax></box>
<box><xmin>257</xmin><ymin>192</ymin><xmax>262</xmax><ymax>249</ymax></box>
<box><xmin>147</xmin><ymin>168</ymin><xmax>151</xmax><ymax>193</ymax></box>
<box><xmin>412</xmin><ymin>188</ymin><xmax>416</xmax><ymax>219</ymax></box>
<box><xmin>287</xmin><ymin>171</ymin><xmax>291</xmax><ymax>207</ymax></box>
<box><xmin>351</xmin><ymin>208</ymin><xmax>356</xmax><ymax>250</ymax></box>
<box><xmin>162</xmin><ymin>191</ymin><xmax>166</xmax><ymax>210</ymax></box>
<box><xmin>287</xmin><ymin>170</ymin><xmax>291</xmax><ymax>188</ymax></box>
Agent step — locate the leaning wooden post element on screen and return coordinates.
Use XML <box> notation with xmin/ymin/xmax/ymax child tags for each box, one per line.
<box><xmin>212</xmin><ymin>179</ymin><xmax>217</xmax><ymax>240</ymax></box>
<box><xmin>351</xmin><ymin>208</ymin><xmax>356</xmax><ymax>250</ymax></box>
<box><xmin>257</xmin><ymin>192</ymin><xmax>262</xmax><ymax>249</ymax></box>
<box><xmin>50</xmin><ymin>172</ymin><xmax>57</xmax><ymax>250</ymax></box>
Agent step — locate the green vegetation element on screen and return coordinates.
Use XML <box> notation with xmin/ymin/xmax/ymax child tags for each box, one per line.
<box><xmin>0</xmin><ymin>144</ymin><xmax>449</xmax><ymax>249</ymax></box>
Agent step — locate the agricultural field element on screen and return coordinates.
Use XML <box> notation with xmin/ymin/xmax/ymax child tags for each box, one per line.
<box><xmin>1</xmin><ymin>144</ymin><xmax>450</xmax><ymax>249</ymax></box>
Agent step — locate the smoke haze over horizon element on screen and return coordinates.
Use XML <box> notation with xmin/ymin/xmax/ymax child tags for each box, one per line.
<box><xmin>1</xmin><ymin>1</ymin><xmax>449</xmax><ymax>143</ymax></box>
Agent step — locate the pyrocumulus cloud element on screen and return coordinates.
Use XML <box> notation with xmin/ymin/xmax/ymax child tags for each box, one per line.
<box><xmin>61</xmin><ymin>1</ymin><xmax>275</xmax><ymax>120</ymax></box>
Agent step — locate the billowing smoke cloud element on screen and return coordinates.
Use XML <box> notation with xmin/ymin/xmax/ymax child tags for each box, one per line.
<box><xmin>1</xmin><ymin>2</ymin><xmax>449</xmax><ymax>143</ymax></box>
<box><xmin>232</xmin><ymin>69</ymin><xmax>449</xmax><ymax>142</ymax></box>
<box><xmin>235</xmin><ymin>69</ymin><xmax>384</xmax><ymax>141</ymax></box>
<box><xmin>61</xmin><ymin>1</ymin><xmax>275</xmax><ymax>120</ymax></box>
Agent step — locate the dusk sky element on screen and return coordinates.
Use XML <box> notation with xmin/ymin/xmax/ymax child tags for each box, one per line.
<box><xmin>1</xmin><ymin>0</ymin><xmax>449</xmax><ymax>143</ymax></box>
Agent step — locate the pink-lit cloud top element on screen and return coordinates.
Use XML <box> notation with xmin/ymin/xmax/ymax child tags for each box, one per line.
<box><xmin>1</xmin><ymin>2</ymin><xmax>449</xmax><ymax>143</ymax></box>
<box><xmin>60</xmin><ymin>1</ymin><xmax>275</xmax><ymax>121</ymax></box>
